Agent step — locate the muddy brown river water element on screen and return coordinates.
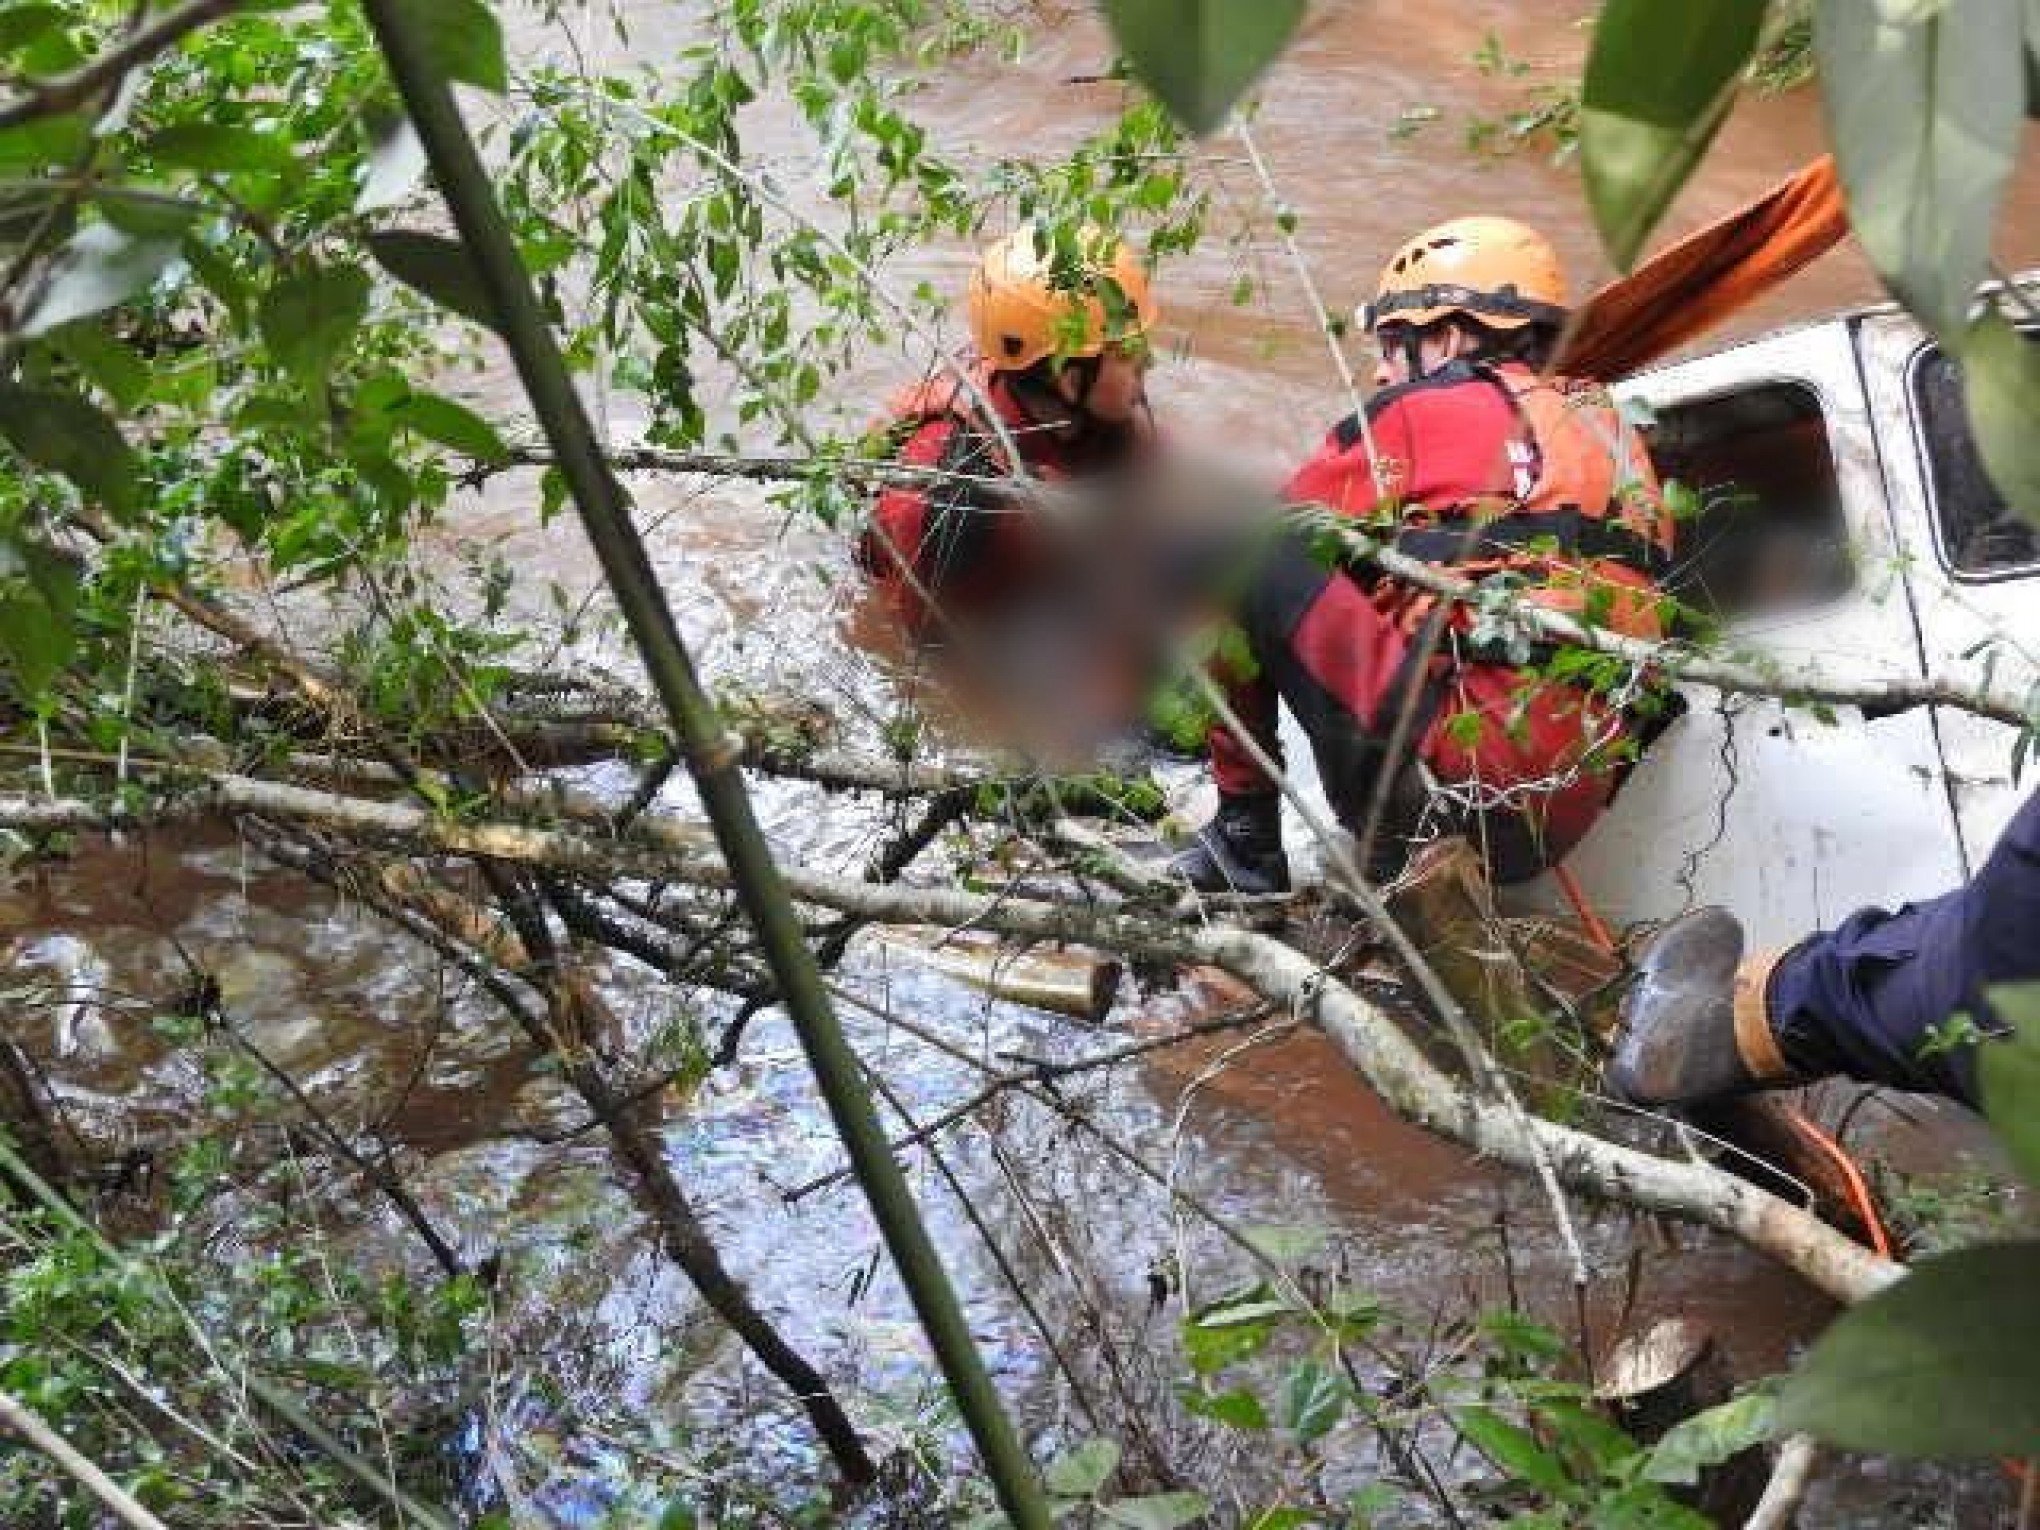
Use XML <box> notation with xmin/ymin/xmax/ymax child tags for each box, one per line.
<box><xmin>8</xmin><ymin>2</ymin><xmax>2039</xmax><ymax>1524</ymax></box>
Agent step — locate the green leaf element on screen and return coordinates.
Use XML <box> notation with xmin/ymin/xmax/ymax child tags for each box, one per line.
<box><xmin>145</xmin><ymin>121</ymin><xmax>295</xmax><ymax>176</ymax></box>
<box><xmin>1345</xmin><ymin>1484</ymin><xmax>1399</xmax><ymax>1528</ymax></box>
<box><xmin>1279</xmin><ymin>1360</ymin><xmax>1346</xmax><ymax>1446</ymax></box>
<box><xmin>1191</xmin><ymin>1296</ymin><xmax>1290</xmax><ymax>1329</ymax></box>
<box><xmin>392</xmin><ymin>391</ymin><xmax>508</xmax><ymax>464</ymax></box>
<box><xmin>1589</xmin><ymin>1482</ymin><xmax>1714</xmax><ymax>1530</ymax></box>
<box><xmin>53</xmin><ymin>323</ymin><xmax>148</xmax><ymax>411</ymax></box>
<box><xmin>1537</xmin><ymin>1399</ymin><xmax>1640</xmax><ymax>1475</ymax></box>
<box><xmin>1959</xmin><ymin>313</ymin><xmax>2040</xmax><ymax>529</ymax></box>
<box><xmin>1981</xmin><ymin>983</ymin><xmax>2040</xmax><ymax>1187</ymax></box>
<box><xmin>1455</xmin><ymin>1405</ymin><xmax>1573</xmax><ymax>1496</ymax></box>
<box><xmin>367</xmin><ymin>230</ymin><xmax>501</xmax><ymax>334</ymax></box>
<box><xmin>0</xmin><ymin>4</ymin><xmax>73</xmax><ymax>55</ymax></box>
<box><xmin>1099</xmin><ymin>0</ymin><xmax>1306</xmax><ymax>135</ymax></box>
<box><xmin>0</xmin><ymin>538</ymin><xmax>76</xmax><ymax>697</ymax></box>
<box><xmin>1183</xmin><ymin>1311</ymin><xmax>1275</xmax><ymax>1376</ymax></box>
<box><xmin>1180</xmin><ymin>1385</ymin><xmax>1269</xmax><ymax>1430</ymax></box>
<box><xmin>259</xmin><ymin>263</ymin><xmax>370</xmax><ymax>391</ymax></box>
<box><xmin>358</xmin><ymin>108</ymin><xmax>428</xmax><ymax>213</ymax></box>
<box><xmin>19</xmin><ymin>222</ymin><xmax>180</xmax><ymax>338</ymax></box>
<box><xmin>1098</xmin><ymin>1491</ymin><xmax>1209</xmax><ymax>1529</ymax></box>
<box><xmin>388</xmin><ymin>0</ymin><xmax>507</xmax><ymax>92</ymax></box>
<box><xmin>0</xmin><ymin>380</ymin><xmax>137</xmax><ymax>517</ymax></box>
<box><xmin>1775</xmin><ymin>1239</ymin><xmax>2040</xmax><ymax>1457</ymax></box>
<box><xmin>1580</xmin><ymin>0</ymin><xmax>1768</xmax><ymax>269</ymax></box>
<box><xmin>1642</xmin><ymin>1392</ymin><xmax>1774</xmax><ymax>1486</ymax></box>
<box><xmin>0</xmin><ymin>584</ymin><xmax>72</xmax><ymax>696</ymax></box>
<box><xmin>1044</xmin><ymin>1438</ymin><xmax>1119</xmax><ymax>1498</ymax></box>
<box><xmin>1817</xmin><ymin>0</ymin><xmax>2025</xmax><ymax>339</ymax></box>
<box><xmin>0</xmin><ymin>111</ymin><xmax>86</xmax><ymax>173</ymax></box>
<box><xmin>1246</xmin><ymin>1510</ymin><xmax>1313</xmax><ymax>1530</ymax></box>
<box><xmin>1242</xmin><ymin>1224</ymin><xmax>1328</xmax><ymax>1264</ymax></box>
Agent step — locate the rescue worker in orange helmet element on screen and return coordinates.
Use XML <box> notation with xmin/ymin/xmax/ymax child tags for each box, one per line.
<box><xmin>1171</xmin><ymin>215</ymin><xmax>1676</xmax><ymax>894</ymax></box>
<box><xmin>855</xmin><ymin>226</ymin><xmax>1159</xmax><ymax>638</ymax></box>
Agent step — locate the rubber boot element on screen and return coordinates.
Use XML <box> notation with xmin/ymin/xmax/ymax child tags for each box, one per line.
<box><xmin>1606</xmin><ymin>907</ymin><xmax>1800</xmax><ymax>1106</ymax></box>
<box><xmin>1168</xmin><ymin>792</ymin><xmax>1290</xmax><ymax>895</ymax></box>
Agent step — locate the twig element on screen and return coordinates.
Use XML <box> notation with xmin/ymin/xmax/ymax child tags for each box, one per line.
<box><xmin>1744</xmin><ymin>1433</ymin><xmax>1818</xmax><ymax>1530</ymax></box>
<box><xmin>0</xmin><ymin>0</ymin><xmax>243</xmax><ymax>132</ymax></box>
<box><xmin>0</xmin><ymin>771</ymin><xmax>1903</xmax><ymax>1302</ymax></box>
<box><xmin>1189</xmin><ymin>668</ymin><xmax>1594</xmax><ymax>1295</ymax></box>
<box><xmin>0</xmin><ymin>1387</ymin><xmax>173</xmax><ymax>1530</ymax></box>
<box><xmin>1232</xmin><ymin>117</ymin><xmax>1385</xmax><ymax>489</ymax></box>
<box><xmin>783</xmin><ymin>1001</ymin><xmax>1282</xmax><ymax>1202</ymax></box>
<box><xmin>472</xmin><ymin>447</ymin><xmax>2040</xmax><ymax>731</ymax></box>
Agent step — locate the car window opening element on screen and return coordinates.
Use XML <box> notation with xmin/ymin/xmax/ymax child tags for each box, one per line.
<box><xmin>1912</xmin><ymin>343</ymin><xmax>2040</xmax><ymax>578</ymax></box>
<box><xmin>1643</xmin><ymin>380</ymin><xmax>1853</xmax><ymax>618</ymax></box>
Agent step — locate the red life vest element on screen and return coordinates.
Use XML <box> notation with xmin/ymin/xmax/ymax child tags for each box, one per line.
<box><xmin>1291</xmin><ymin>360</ymin><xmax>1674</xmax><ymax>639</ymax></box>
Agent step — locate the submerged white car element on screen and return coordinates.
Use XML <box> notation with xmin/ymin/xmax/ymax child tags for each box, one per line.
<box><xmin>1517</xmin><ymin>291</ymin><xmax>2038</xmax><ymax>947</ymax></box>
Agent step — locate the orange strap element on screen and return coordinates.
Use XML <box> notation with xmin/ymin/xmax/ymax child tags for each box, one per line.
<box><xmin>1559</xmin><ymin>157</ymin><xmax>1848</xmax><ymax>382</ymax></box>
<box><xmin>1552</xmin><ymin>863</ymin><xmax>1617</xmax><ymax>955</ymax></box>
<box><xmin>1778</xmin><ymin>1103</ymin><xmax>1895</xmax><ymax>1259</ymax></box>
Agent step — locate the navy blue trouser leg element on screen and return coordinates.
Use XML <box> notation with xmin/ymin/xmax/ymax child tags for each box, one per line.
<box><xmin>1770</xmin><ymin>791</ymin><xmax>2040</xmax><ymax>1101</ymax></box>
<box><xmin>1766</xmin><ymin>789</ymin><xmax>2040</xmax><ymax>1107</ymax></box>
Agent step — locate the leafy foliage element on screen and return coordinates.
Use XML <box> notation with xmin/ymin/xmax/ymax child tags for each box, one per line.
<box><xmin>1580</xmin><ymin>0</ymin><xmax>1769</xmax><ymax>268</ymax></box>
<box><xmin>1818</xmin><ymin>0</ymin><xmax>2025</xmax><ymax>345</ymax></box>
<box><xmin>1775</xmin><ymin>1239</ymin><xmax>2040</xmax><ymax>1457</ymax></box>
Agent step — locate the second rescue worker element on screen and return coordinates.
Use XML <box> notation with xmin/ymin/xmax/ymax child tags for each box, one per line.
<box><xmin>855</xmin><ymin>226</ymin><xmax>1158</xmax><ymax>639</ymax></box>
<box><xmin>1173</xmin><ymin>216</ymin><xmax>1677</xmax><ymax>893</ymax></box>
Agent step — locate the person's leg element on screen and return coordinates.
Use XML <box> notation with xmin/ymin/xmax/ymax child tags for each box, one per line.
<box><xmin>1768</xmin><ymin>788</ymin><xmax>2040</xmax><ymax>1105</ymax></box>
<box><xmin>1169</xmin><ymin>575</ymin><xmax>1296</xmax><ymax>895</ymax></box>
<box><xmin>1173</xmin><ymin>532</ymin><xmax>1411</xmax><ymax>890</ymax></box>
<box><xmin>1416</xmin><ymin>662</ymin><xmax>1630</xmax><ymax>883</ymax></box>
<box><xmin>1245</xmin><ymin>537</ymin><xmax>1442</xmax><ymax>880</ymax></box>
<box><xmin>1614</xmin><ymin>789</ymin><xmax>2040</xmax><ymax>1109</ymax></box>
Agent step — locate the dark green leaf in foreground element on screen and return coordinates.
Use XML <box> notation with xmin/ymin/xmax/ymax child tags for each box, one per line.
<box><xmin>1098</xmin><ymin>0</ymin><xmax>1305</xmax><ymax>135</ymax></box>
<box><xmin>1776</xmin><ymin>1239</ymin><xmax>2040</xmax><ymax>1457</ymax></box>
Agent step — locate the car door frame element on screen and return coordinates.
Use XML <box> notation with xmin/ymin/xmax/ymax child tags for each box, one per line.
<box><xmin>1853</xmin><ymin>306</ymin><xmax>2040</xmax><ymax>869</ymax></box>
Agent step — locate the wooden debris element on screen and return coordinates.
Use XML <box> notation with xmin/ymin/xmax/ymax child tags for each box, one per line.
<box><xmin>872</xmin><ymin>929</ymin><xmax>1123</xmax><ymax>1023</ymax></box>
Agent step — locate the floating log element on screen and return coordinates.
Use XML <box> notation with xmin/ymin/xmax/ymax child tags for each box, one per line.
<box><xmin>870</xmin><ymin>929</ymin><xmax>1123</xmax><ymax>1023</ymax></box>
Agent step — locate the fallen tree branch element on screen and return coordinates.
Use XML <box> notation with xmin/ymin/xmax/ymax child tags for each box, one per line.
<box><xmin>262</xmin><ymin>826</ymin><xmax>876</xmax><ymax>1483</ymax></box>
<box><xmin>3</xmin><ymin>776</ymin><xmax>1901</xmax><ymax>1304</ymax></box>
<box><xmin>482</xmin><ymin>447</ymin><xmax>2040</xmax><ymax>731</ymax></box>
<box><xmin>1357</xmin><ymin>532</ymin><xmax>2038</xmax><ymax>731</ymax></box>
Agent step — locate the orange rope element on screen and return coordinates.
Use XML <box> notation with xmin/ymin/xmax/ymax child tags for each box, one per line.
<box><xmin>1553</xmin><ymin>862</ymin><xmax>1618</xmax><ymax>955</ymax></box>
<box><xmin>1778</xmin><ymin>1104</ymin><xmax>1895</xmax><ymax>1259</ymax></box>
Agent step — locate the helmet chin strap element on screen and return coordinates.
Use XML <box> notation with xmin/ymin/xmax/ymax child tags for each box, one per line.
<box><xmin>1401</xmin><ymin>330</ymin><xmax>1429</xmax><ymax>383</ymax></box>
<box><xmin>1011</xmin><ymin>355</ymin><xmax>1102</xmax><ymax>433</ymax></box>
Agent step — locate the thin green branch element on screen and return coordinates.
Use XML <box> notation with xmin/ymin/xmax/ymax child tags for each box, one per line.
<box><xmin>359</xmin><ymin>3</ymin><xmax>1048</xmax><ymax>1518</ymax></box>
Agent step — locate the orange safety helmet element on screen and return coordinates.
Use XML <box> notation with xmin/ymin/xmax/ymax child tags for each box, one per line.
<box><xmin>967</xmin><ymin>225</ymin><xmax>1158</xmax><ymax>372</ymax></box>
<box><xmin>1362</xmin><ymin>215</ymin><xmax>1569</xmax><ymax>334</ymax></box>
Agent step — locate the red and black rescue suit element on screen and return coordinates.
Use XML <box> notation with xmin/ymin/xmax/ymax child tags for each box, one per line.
<box><xmin>1211</xmin><ymin>357</ymin><xmax>1675</xmax><ymax>882</ymax></box>
<box><xmin>855</xmin><ymin>363</ymin><xmax>1152</xmax><ymax>640</ymax></box>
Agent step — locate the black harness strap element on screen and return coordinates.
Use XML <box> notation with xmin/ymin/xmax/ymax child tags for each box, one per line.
<box><xmin>1392</xmin><ymin>504</ymin><xmax>1673</xmax><ymax>582</ymax></box>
